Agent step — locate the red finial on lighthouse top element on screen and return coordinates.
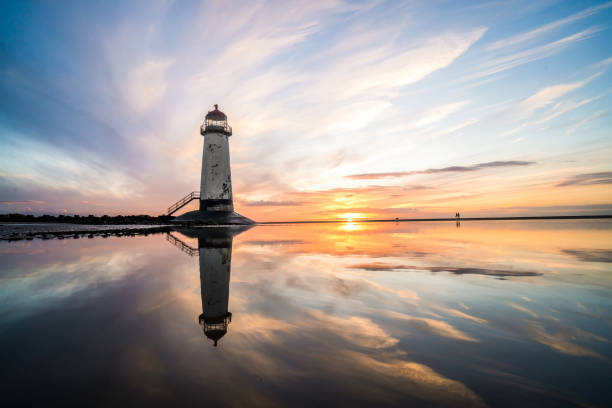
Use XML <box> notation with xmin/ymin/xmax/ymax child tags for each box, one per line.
<box><xmin>214</xmin><ymin>104</ymin><xmax>218</xmax><ymax>110</ymax></box>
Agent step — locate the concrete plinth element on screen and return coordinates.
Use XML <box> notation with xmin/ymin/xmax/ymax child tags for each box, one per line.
<box><xmin>172</xmin><ymin>210</ymin><xmax>254</xmax><ymax>225</ymax></box>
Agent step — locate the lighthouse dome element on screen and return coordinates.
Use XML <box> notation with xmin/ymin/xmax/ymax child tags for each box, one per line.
<box><xmin>201</xmin><ymin>104</ymin><xmax>232</xmax><ymax>136</ymax></box>
<box><xmin>205</xmin><ymin>104</ymin><xmax>227</xmax><ymax>120</ymax></box>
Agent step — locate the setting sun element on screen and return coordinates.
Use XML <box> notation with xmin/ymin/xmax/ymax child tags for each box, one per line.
<box><xmin>339</xmin><ymin>213</ymin><xmax>365</xmax><ymax>222</ymax></box>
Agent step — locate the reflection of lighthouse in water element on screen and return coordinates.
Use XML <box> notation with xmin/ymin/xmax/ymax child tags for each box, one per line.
<box><xmin>166</xmin><ymin>227</ymin><xmax>250</xmax><ymax>347</ymax></box>
<box><xmin>198</xmin><ymin>232</ymin><xmax>234</xmax><ymax>347</ymax></box>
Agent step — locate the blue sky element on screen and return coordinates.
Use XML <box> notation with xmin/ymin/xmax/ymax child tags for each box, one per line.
<box><xmin>1</xmin><ymin>0</ymin><xmax>611</xmax><ymax>220</ymax></box>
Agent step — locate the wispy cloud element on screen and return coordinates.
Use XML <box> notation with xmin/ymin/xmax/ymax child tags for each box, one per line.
<box><xmin>346</xmin><ymin>161</ymin><xmax>535</xmax><ymax>179</ymax></box>
<box><xmin>465</xmin><ymin>27</ymin><xmax>602</xmax><ymax>81</ymax></box>
<box><xmin>517</xmin><ymin>74</ymin><xmax>600</xmax><ymax>115</ymax></box>
<box><xmin>556</xmin><ymin>172</ymin><xmax>612</xmax><ymax>187</ymax></box>
<box><xmin>486</xmin><ymin>2</ymin><xmax>612</xmax><ymax>51</ymax></box>
<box><xmin>565</xmin><ymin>109</ymin><xmax>610</xmax><ymax>135</ymax></box>
<box><xmin>411</xmin><ymin>101</ymin><xmax>470</xmax><ymax>128</ymax></box>
<box><xmin>239</xmin><ymin>200</ymin><xmax>306</xmax><ymax>207</ymax></box>
<box><xmin>535</xmin><ymin>96</ymin><xmax>598</xmax><ymax>124</ymax></box>
<box><xmin>506</xmin><ymin>204</ymin><xmax>612</xmax><ymax>212</ymax></box>
<box><xmin>0</xmin><ymin>200</ymin><xmax>44</xmax><ymax>205</ymax></box>
<box><xmin>403</xmin><ymin>185</ymin><xmax>433</xmax><ymax>191</ymax></box>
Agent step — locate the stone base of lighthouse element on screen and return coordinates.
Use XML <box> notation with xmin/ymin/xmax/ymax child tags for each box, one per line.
<box><xmin>172</xmin><ymin>210</ymin><xmax>254</xmax><ymax>225</ymax></box>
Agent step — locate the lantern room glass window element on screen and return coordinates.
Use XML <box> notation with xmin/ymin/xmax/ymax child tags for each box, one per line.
<box><xmin>206</xmin><ymin>118</ymin><xmax>227</xmax><ymax>128</ymax></box>
<box><xmin>201</xmin><ymin>117</ymin><xmax>232</xmax><ymax>136</ymax></box>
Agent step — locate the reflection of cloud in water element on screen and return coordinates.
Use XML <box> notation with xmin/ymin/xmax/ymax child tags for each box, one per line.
<box><xmin>342</xmin><ymin>351</ymin><xmax>486</xmax><ymax>407</ymax></box>
<box><xmin>492</xmin><ymin>303</ymin><xmax>609</xmax><ymax>359</ymax></box>
<box><xmin>383</xmin><ymin>310</ymin><xmax>478</xmax><ymax>342</ymax></box>
<box><xmin>233</xmin><ymin>313</ymin><xmax>295</xmax><ymax>341</ymax></box>
<box><xmin>307</xmin><ymin>310</ymin><xmax>399</xmax><ymax>349</ymax></box>
<box><xmin>2</xmin><ymin>221</ymin><xmax>611</xmax><ymax>406</ymax></box>
<box><xmin>0</xmin><ymin>250</ymin><xmax>149</xmax><ymax>317</ymax></box>
<box><xmin>524</xmin><ymin>320</ymin><xmax>608</xmax><ymax>359</ymax></box>
<box><xmin>562</xmin><ymin>249</ymin><xmax>612</xmax><ymax>263</ymax></box>
<box><xmin>227</xmin><ymin>307</ymin><xmax>483</xmax><ymax>406</ymax></box>
<box><xmin>348</xmin><ymin>262</ymin><xmax>541</xmax><ymax>277</ymax></box>
<box><xmin>282</xmin><ymin>271</ymin><xmax>419</xmax><ymax>303</ymax></box>
<box><xmin>507</xmin><ymin>302</ymin><xmax>541</xmax><ymax>319</ymax></box>
<box><xmin>428</xmin><ymin>304</ymin><xmax>487</xmax><ymax>324</ymax></box>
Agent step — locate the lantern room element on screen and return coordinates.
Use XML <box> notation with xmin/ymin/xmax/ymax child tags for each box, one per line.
<box><xmin>199</xmin><ymin>312</ymin><xmax>232</xmax><ymax>347</ymax></box>
<box><xmin>201</xmin><ymin>104</ymin><xmax>232</xmax><ymax>136</ymax></box>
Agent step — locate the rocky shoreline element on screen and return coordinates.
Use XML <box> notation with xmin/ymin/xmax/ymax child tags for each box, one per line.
<box><xmin>0</xmin><ymin>224</ymin><xmax>172</xmax><ymax>241</ymax></box>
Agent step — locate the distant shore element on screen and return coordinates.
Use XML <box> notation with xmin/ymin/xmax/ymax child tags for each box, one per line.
<box><xmin>259</xmin><ymin>215</ymin><xmax>612</xmax><ymax>224</ymax></box>
<box><xmin>0</xmin><ymin>213</ymin><xmax>172</xmax><ymax>225</ymax></box>
<box><xmin>0</xmin><ymin>213</ymin><xmax>174</xmax><ymax>241</ymax></box>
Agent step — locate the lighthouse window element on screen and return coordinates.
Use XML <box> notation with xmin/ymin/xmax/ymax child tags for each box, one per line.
<box><xmin>207</xmin><ymin>119</ymin><xmax>226</xmax><ymax>127</ymax></box>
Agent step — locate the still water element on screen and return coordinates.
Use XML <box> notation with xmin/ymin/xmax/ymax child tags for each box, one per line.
<box><xmin>1</xmin><ymin>220</ymin><xmax>611</xmax><ymax>407</ymax></box>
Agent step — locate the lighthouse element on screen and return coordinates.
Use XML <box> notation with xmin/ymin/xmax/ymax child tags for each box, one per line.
<box><xmin>171</xmin><ymin>105</ymin><xmax>253</xmax><ymax>224</ymax></box>
<box><xmin>200</xmin><ymin>105</ymin><xmax>234</xmax><ymax>212</ymax></box>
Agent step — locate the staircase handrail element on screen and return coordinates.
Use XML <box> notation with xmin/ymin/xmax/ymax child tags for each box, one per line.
<box><xmin>167</xmin><ymin>191</ymin><xmax>200</xmax><ymax>215</ymax></box>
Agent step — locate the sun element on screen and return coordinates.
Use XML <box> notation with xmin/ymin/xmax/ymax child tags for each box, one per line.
<box><xmin>339</xmin><ymin>212</ymin><xmax>365</xmax><ymax>221</ymax></box>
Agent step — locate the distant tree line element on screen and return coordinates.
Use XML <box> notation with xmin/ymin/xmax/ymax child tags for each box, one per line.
<box><xmin>0</xmin><ymin>213</ymin><xmax>174</xmax><ymax>225</ymax></box>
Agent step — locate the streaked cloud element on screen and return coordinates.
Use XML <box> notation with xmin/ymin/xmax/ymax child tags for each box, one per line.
<box><xmin>556</xmin><ymin>172</ymin><xmax>612</xmax><ymax>187</ymax></box>
<box><xmin>346</xmin><ymin>160</ymin><xmax>535</xmax><ymax>180</ymax></box>
<box><xmin>464</xmin><ymin>27</ymin><xmax>602</xmax><ymax>81</ymax></box>
<box><xmin>411</xmin><ymin>101</ymin><xmax>470</xmax><ymax>129</ymax></box>
<box><xmin>239</xmin><ymin>200</ymin><xmax>306</xmax><ymax>207</ymax></box>
<box><xmin>126</xmin><ymin>59</ymin><xmax>174</xmax><ymax>112</ymax></box>
<box><xmin>517</xmin><ymin>74</ymin><xmax>600</xmax><ymax>114</ymax></box>
<box><xmin>0</xmin><ymin>200</ymin><xmax>44</xmax><ymax>205</ymax></box>
<box><xmin>486</xmin><ymin>2</ymin><xmax>612</xmax><ymax>51</ymax></box>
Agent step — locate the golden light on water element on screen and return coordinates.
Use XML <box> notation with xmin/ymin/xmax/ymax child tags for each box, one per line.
<box><xmin>336</xmin><ymin>213</ymin><xmax>365</xmax><ymax>231</ymax></box>
<box><xmin>339</xmin><ymin>222</ymin><xmax>362</xmax><ymax>232</ymax></box>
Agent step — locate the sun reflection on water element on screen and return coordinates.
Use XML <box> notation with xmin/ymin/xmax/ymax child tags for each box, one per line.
<box><xmin>339</xmin><ymin>221</ymin><xmax>363</xmax><ymax>231</ymax></box>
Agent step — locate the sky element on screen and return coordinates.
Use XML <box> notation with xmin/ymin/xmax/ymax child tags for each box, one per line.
<box><xmin>1</xmin><ymin>0</ymin><xmax>611</xmax><ymax>221</ymax></box>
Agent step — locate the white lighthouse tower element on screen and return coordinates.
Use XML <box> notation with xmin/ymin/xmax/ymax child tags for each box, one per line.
<box><xmin>200</xmin><ymin>105</ymin><xmax>234</xmax><ymax>212</ymax></box>
<box><xmin>170</xmin><ymin>105</ymin><xmax>253</xmax><ymax>224</ymax></box>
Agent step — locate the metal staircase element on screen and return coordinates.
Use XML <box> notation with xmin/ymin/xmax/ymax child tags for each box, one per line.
<box><xmin>167</xmin><ymin>191</ymin><xmax>200</xmax><ymax>215</ymax></box>
<box><xmin>166</xmin><ymin>233</ymin><xmax>199</xmax><ymax>256</ymax></box>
